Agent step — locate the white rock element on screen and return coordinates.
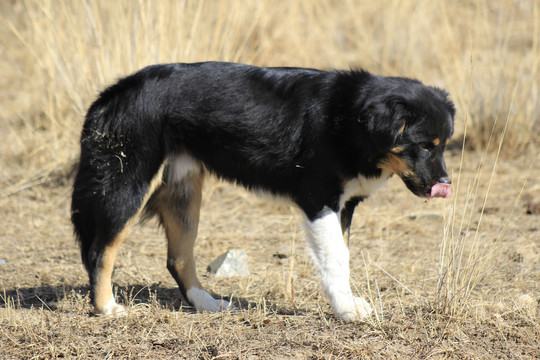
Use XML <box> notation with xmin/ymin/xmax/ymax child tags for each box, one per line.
<box><xmin>207</xmin><ymin>249</ymin><xmax>250</xmax><ymax>277</ymax></box>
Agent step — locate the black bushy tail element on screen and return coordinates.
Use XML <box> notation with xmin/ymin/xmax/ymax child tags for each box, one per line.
<box><xmin>71</xmin><ymin>68</ymin><xmax>172</xmax><ymax>275</ymax></box>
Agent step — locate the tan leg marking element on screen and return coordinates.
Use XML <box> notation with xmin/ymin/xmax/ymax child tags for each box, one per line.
<box><xmin>94</xmin><ymin>224</ymin><xmax>131</xmax><ymax>316</ymax></box>
<box><xmin>93</xmin><ymin>167</ymin><xmax>164</xmax><ymax>316</ymax></box>
<box><xmin>162</xmin><ymin>173</ymin><xmax>204</xmax><ymax>292</ymax></box>
<box><xmin>158</xmin><ymin>173</ymin><xmax>231</xmax><ymax>312</ymax></box>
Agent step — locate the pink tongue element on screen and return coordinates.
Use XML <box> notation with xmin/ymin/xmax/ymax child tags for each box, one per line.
<box><xmin>429</xmin><ymin>183</ymin><xmax>451</xmax><ymax>199</ymax></box>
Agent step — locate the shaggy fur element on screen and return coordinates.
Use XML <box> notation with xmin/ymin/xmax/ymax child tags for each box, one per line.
<box><xmin>71</xmin><ymin>62</ymin><xmax>455</xmax><ymax>320</ymax></box>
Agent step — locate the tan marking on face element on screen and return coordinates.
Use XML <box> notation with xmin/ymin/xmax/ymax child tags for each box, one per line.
<box><xmin>398</xmin><ymin>124</ymin><xmax>406</xmax><ymax>135</ymax></box>
<box><xmin>377</xmin><ymin>153</ymin><xmax>413</xmax><ymax>177</ymax></box>
<box><xmin>445</xmin><ymin>138</ymin><xmax>450</xmax><ymax>145</ymax></box>
<box><xmin>390</xmin><ymin>146</ymin><xmax>404</xmax><ymax>154</ymax></box>
<box><xmin>433</xmin><ymin>138</ymin><xmax>441</xmax><ymax>146</ymax></box>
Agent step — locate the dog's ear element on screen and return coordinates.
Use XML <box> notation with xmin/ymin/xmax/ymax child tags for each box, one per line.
<box><xmin>366</xmin><ymin>97</ymin><xmax>407</xmax><ymax>153</ymax></box>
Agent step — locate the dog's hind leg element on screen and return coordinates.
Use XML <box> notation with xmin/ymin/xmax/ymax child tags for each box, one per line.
<box><xmin>72</xmin><ymin>160</ymin><xmax>163</xmax><ymax>316</ymax></box>
<box><xmin>91</xmin><ymin>222</ymin><xmax>132</xmax><ymax>316</ymax></box>
<box><xmin>146</xmin><ymin>155</ymin><xmax>230</xmax><ymax>312</ymax></box>
<box><xmin>73</xmin><ymin>194</ymin><xmax>139</xmax><ymax>316</ymax></box>
<box><xmin>73</xmin><ymin>185</ymin><xmax>156</xmax><ymax>316</ymax></box>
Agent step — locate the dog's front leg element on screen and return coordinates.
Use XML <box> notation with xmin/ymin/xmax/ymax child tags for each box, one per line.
<box><xmin>305</xmin><ymin>207</ymin><xmax>372</xmax><ymax>321</ymax></box>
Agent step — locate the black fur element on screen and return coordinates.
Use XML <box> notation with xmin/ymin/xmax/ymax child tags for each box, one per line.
<box><xmin>71</xmin><ymin>62</ymin><xmax>455</xmax><ymax>299</ymax></box>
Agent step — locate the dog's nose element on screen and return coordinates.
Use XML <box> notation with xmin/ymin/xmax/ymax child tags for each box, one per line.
<box><xmin>438</xmin><ymin>177</ymin><xmax>451</xmax><ymax>185</ymax></box>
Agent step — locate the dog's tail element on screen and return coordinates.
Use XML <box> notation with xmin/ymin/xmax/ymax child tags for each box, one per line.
<box><xmin>71</xmin><ymin>68</ymin><xmax>171</xmax><ymax>273</ymax></box>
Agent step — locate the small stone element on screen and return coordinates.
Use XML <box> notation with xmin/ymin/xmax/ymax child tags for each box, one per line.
<box><xmin>273</xmin><ymin>252</ymin><xmax>289</xmax><ymax>259</ymax></box>
<box><xmin>526</xmin><ymin>201</ymin><xmax>540</xmax><ymax>215</ymax></box>
<box><xmin>510</xmin><ymin>251</ymin><xmax>524</xmax><ymax>263</ymax></box>
<box><xmin>207</xmin><ymin>249</ymin><xmax>250</xmax><ymax>277</ymax></box>
<box><xmin>0</xmin><ymin>259</ymin><xmax>6</xmax><ymax>265</ymax></box>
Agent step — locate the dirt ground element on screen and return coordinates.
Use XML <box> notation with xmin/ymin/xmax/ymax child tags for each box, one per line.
<box><xmin>1</xmin><ymin>148</ymin><xmax>539</xmax><ymax>359</ymax></box>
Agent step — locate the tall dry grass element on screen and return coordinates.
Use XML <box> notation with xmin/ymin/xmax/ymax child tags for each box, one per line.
<box><xmin>434</xmin><ymin>100</ymin><xmax>532</xmax><ymax>318</ymax></box>
<box><xmin>2</xmin><ymin>0</ymin><xmax>538</xmax><ymax>184</ymax></box>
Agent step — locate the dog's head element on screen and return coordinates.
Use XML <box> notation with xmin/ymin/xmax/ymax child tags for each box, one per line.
<box><xmin>366</xmin><ymin>77</ymin><xmax>455</xmax><ymax>198</ymax></box>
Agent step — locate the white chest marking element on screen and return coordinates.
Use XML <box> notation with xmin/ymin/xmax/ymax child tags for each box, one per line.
<box><xmin>339</xmin><ymin>169</ymin><xmax>392</xmax><ymax>210</ymax></box>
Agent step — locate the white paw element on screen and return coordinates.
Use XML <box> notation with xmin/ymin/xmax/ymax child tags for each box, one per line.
<box><xmin>333</xmin><ymin>296</ymin><xmax>372</xmax><ymax>321</ymax></box>
<box><xmin>187</xmin><ymin>287</ymin><xmax>233</xmax><ymax>312</ymax></box>
<box><xmin>95</xmin><ymin>299</ymin><xmax>126</xmax><ymax>317</ymax></box>
<box><xmin>202</xmin><ymin>298</ymin><xmax>232</xmax><ymax>312</ymax></box>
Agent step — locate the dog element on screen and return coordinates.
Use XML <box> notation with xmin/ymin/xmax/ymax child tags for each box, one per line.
<box><xmin>71</xmin><ymin>62</ymin><xmax>455</xmax><ymax>321</ymax></box>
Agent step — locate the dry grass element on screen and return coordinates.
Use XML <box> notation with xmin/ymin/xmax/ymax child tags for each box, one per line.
<box><xmin>1</xmin><ymin>152</ymin><xmax>538</xmax><ymax>359</ymax></box>
<box><xmin>1</xmin><ymin>0</ymin><xmax>538</xmax><ymax>182</ymax></box>
<box><xmin>1</xmin><ymin>0</ymin><xmax>539</xmax><ymax>358</ymax></box>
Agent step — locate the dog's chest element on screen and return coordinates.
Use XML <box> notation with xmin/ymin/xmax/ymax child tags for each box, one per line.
<box><xmin>339</xmin><ymin>169</ymin><xmax>392</xmax><ymax>210</ymax></box>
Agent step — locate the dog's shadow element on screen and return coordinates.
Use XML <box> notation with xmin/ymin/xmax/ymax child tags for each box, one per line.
<box><xmin>0</xmin><ymin>284</ymin><xmax>306</xmax><ymax>317</ymax></box>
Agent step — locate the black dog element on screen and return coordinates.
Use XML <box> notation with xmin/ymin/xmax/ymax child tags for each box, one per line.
<box><xmin>71</xmin><ymin>62</ymin><xmax>455</xmax><ymax>320</ymax></box>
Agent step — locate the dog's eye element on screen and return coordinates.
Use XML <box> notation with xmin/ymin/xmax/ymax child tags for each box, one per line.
<box><xmin>420</xmin><ymin>142</ymin><xmax>434</xmax><ymax>151</ymax></box>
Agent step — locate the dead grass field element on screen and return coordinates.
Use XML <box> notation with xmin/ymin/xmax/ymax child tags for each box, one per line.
<box><xmin>1</xmin><ymin>1</ymin><xmax>539</xmax><ymax>359</ymax></box>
